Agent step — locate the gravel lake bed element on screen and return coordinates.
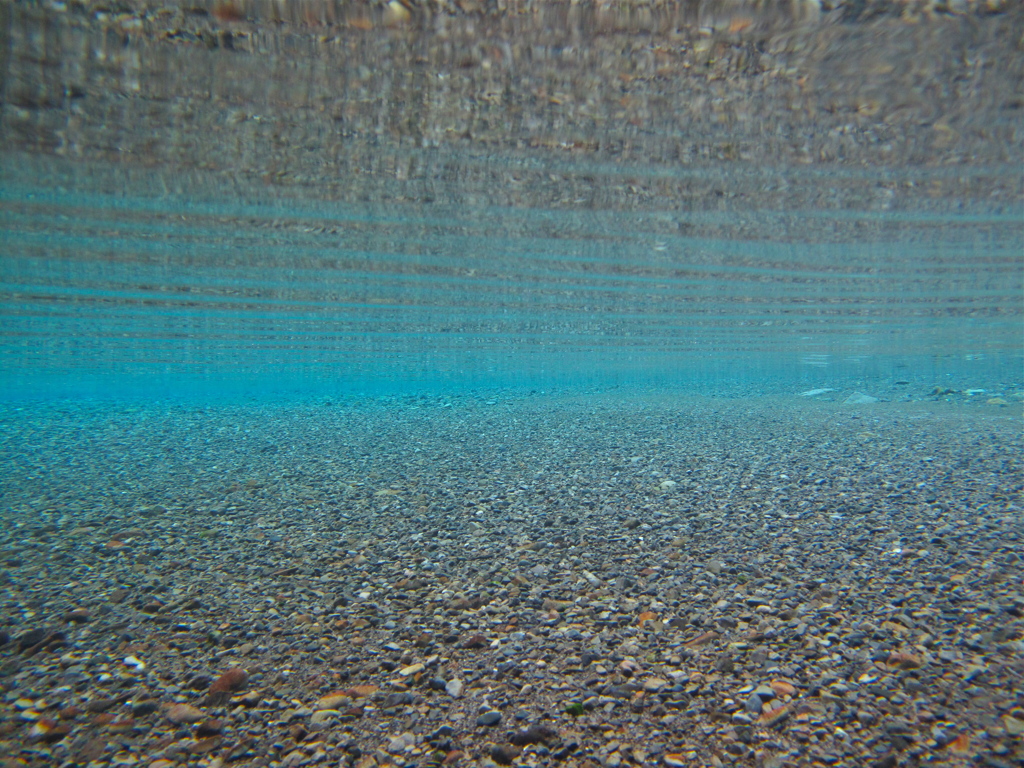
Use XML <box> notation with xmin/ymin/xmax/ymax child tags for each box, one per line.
<box><xmin>1</xmin><ymin>388</ymin><xmax>1021</xmax><ymax>768</ymax></box>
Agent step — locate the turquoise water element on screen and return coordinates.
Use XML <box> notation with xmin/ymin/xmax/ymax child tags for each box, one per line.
<box><xmin>1</xmin><ymin>157</ymin><xmax>1020</xmax><ymax>402</ymax></box>
<box><xmin>0</xmin><ymin>0</ymin><xmax>1021</xmax><ymax>404</ymax></box>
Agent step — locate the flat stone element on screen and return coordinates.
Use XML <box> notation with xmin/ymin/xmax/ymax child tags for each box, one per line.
<box><xmin>1003</xmin><ymin>715</ymin><xmax>1024</xmax><ymax>736</ymax></box>
<box><xmin>643</xmin><ymin>677</ymin><xmax>667</xmax><ymax>692</ymax></box>
<box><xmin>387</xmin><ymin>731</ymin><xmax>417</xmax><ymax>752</ymax></box>
<box><xmin>476</xmin><ymin>710</ymin><xmax>502</xmax><ymax>726</ymax></box>
<box><xmin>744</xmin><ymin>692</ymin><xmax>764</xmax><ymax>715</ymax></box>
<box><xmin>316</xmin><ymin>693</ymin><xmax>351</xmax><ymax>710</ymax></box>
<box><xmin>844</xmin><ymin>392</ymin><xmax>879</xmax><ymax>404</ymax></box>
<box><xmin>164</xmin><ymin>703</ymin><xmax>206</xmax><ymax>724</ymax></box>
<box><xmin>310</xmin><ymin>710</ymin><xmax>338</xmax><ymax>726</ymax></box>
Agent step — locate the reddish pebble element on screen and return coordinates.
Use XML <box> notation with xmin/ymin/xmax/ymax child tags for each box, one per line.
<box><xmin>207</xmin><ymin>667</ymin><xmax>249</xmax><ymax>704</ymax></box>
<box><xmin>108</xmin><ymin>715</ymin><xmax>134</xmax><ymax>734</ymax></box>
<box><xmin>887</xmin><ymin>651</ymin><xmax>923</xmax><ymax>670</ymax></box>
<box><xmin>211</xmin><ymin>667</ymin><xmax>249</xmax><ymax>693</ymax></box>
<box><xmin>683</xmin><ymin>631</ymin><xmax>720</xmax><ymax>648</ymax></box>
<box><xmin>65</xmin><ymin>608</ymin><xmax>91</xmax><ymax>624</ymax></box>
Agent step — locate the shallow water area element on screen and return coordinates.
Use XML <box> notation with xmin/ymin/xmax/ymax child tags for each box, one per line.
<box><xmin>1</xmin><ymin>0</ymin><xmax>1023</xmax><ymax>766</ymax></box>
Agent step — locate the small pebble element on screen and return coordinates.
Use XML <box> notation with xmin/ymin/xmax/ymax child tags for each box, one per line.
<box><xmin>476</xmin><ymin>711</ymin><xmax>502</xmax><ymax>726</ymax></box>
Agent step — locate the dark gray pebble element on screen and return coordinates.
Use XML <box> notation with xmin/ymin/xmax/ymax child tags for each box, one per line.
<box><xmin>476</xmin><ymin>710</ymin><xmax>502</xmax><ymax>726</ymax></box>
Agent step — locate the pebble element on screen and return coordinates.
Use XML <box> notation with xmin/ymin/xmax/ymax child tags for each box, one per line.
<box><xmin>164</xmin><ymin>703</ymin><xmax>206</xmax><ymax>724</ymax></box>
<box><xmin>384</xmin><ymin>692</ymin><xmax>414</xmax><ymax>708</ymax></box>
<box><xmin>476</xmin><ymin>711</ymin><xmax>502</xmax><ymax>726</ymax></box>
<box><xmin>744</xmin><ymin>692</ymin><xmax>764</xmax><ymax>714</ymax></box>
<box><xmin>844</xmin><ymin>392</ymin><xmax>880</xmax><ymax>404</ymax></box>
<box><xmin>309</xmin><ymin>710</ymin><xmax>337</xmax><ymax>726</ymax></box>
<box><xmin>769</xmin><ymin>680</ymin><xmax>796</xmax><ymax>697</ymax></box>
<box><xmin>510</xmin><ymin>724</ymin><xmax>558</xmax><ymax>746</ymax></box>
<box><xmin>490</xmin><ymin>745</ymin><xmax>521</xmax><ymax>765</ymax></box>
<box><xmin>207</xmin><ymin>667</ymin><xmax>249</xmax><ymax>704</ymax></box>
<box><xmin>387</xmin><ymin>731</ymin><xmax>417</xmax><ymax>752</ymax></box>
<box><xmin>1003</xmin><ymin>715</ymin><xmax>1024</xmax><ymax>736</ymax></box>
<box><xmin>131</xmin><ymin>699</ymin><xmax>159</xmax><ymax>716</ymax></box>
<box><xmin>0</xmin><ymin>392</ymin><xmax>1019</xmax><ymax>768</ymax></box>
<box><xmin>196</xmin><ymin>718</ymin><xmax>224</xmax><ymax>736</ymax></box>
<box><xmin>316</xmin><ymin>693</ymin><xmax>351</xmax><ymax>710</ymax></box>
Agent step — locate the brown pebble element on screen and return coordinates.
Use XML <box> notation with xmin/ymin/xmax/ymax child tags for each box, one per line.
<box><xmin>683</xmin><ymin>631</ymin><xmax>720</xmax><ymax>648</ymax></box>
<box><xmin>189</xmin><ymin>736</ymin><xmax>222</xmax><ymax>754</ymax></box>
<box><xmin>64</xmin><ymin>608</ymin><xmax>91</xmax><ymax>624</ymax></box>
<box><xmin>39</xmin><ymin>722</ymin><xmax>72</xmax><ymax>743</ymax></box>
<box><xmin>164</xmin><ymin>703</ymin><xmax>206</xmax><ymax>724</ymax></box>
<box><xmin>108</xmin><ymin>715</ymin><xmax>134</xmax><ymax>733</ymax></box>
<box><xmin>760</xmin><ymin>703</ymin><xmax>791</xmax><ymax>726</ymax></box>
<box><xmin>887</xmin><ymin>651</ymin><xmax>922</xmax><ymax>670</ymax></box>
<box><xmin>207</xmin><ymin>667</ymin><xmax>249</xmax><ymax>704</ymax></box>
<box><xmin>770</xmin><ymin>680</ymin><xmax>797</xmax><ymax>697</ymax></box>
<box><xmin>316</xmin><ymin>693</ymin><xmax>351</xmax><ymax>710</ymax></box>
<box><xmin>85</xmin><ymin>697</ymin><xmax>117</xmax><ymax>713</ymax></box>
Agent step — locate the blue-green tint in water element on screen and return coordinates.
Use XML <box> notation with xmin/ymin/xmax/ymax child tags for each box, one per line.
<box><xmin>1</xmin><ymin>158</ymin><xmax>1020</xmax><ymax>401</ymax></box>
<box><xmin>0</xmin><ymin>0</ymin><xmax>1021</xmax><ymax>402</ymax></box>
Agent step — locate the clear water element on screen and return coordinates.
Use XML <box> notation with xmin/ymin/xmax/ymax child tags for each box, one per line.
<box><xmin>2</xmin><ymin>157</ymin><xmax>1019</xmax><ymax>401</ymax></box>
<box><xmin>0</xmin><ymin>4</ymin><xmax>1021</xmax><ymax>403</ymax></box>
<box><xmin>0</xmin><ymin>8</ymin><xmax>1022</xmax><ymax>763</ymax></box>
